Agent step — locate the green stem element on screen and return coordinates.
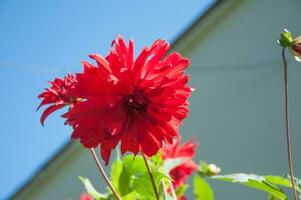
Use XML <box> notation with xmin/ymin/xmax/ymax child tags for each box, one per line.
<box><xmin>281</xmin><ymin>48</ymin><xmax>298</xmax><ymax>200</ymax></box>
<box><xmin>169</xmin><ymin>181</ymin><xmax>178</xmax><ymax>200</ymax></box>
<box><xmin>89</xmin><ymin>148</ymin><xmax>122</xmax><ymax>200</ymax></box>
<box><xmin>161</xmin><ymin>180</ymin><xmax>169</xmax><ymax>197</ymax></box>
<box><xmin>161</xmin><ymin>180</ymin><xmax>177</xmax><ymax>200</ymax></box>
<box><xmin>142</xmin><ymin>153</ymin><xmax>160</xmax><ymax>200</ymax></box>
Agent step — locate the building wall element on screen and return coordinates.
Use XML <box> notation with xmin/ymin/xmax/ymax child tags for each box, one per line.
<box><xmin>13</xmin><ymin>143</ymin><xmax>107</xmax><ymax>200</ymax></box>
<box><xmin>14</xmin><ymin>0</ymin><xmax>301</xmax><ymax>199</ymax></box>
<box><xmin>177</xmin><ymin>0</ymin><xmax>301</xmax><ymax>199</ymax></box>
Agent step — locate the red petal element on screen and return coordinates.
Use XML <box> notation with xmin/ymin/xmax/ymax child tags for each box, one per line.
<box><xmin>133</xmin><ymin>47</ymin><xmax>150</xmax><ymax>81</ymax></box>
<box><xmin>40</xmin><ymin>104</ymin><xmax>65</xmax><ymax>126</ymax></box>
<box><xmin>89</xmin><ymin>54</ymin><xmax>111</xmax><ymax>73</ymax></box>
<box><xmin>140</xmin><ymin>131</ymin><xmax>160</xmax><ymax>156</ymax></box>
<box><xmin>126</xmin><ymin>39</ymin><xmax>134</xmax><ymax>69</ymax></box>
<box><xmin>120</xmin><ymin>121</ymin><xmax>139</xmax><ymax>155</ymax></box>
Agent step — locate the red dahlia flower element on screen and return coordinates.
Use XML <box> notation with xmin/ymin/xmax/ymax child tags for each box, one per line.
<box><xmin>64</xmin><ymin>36</ymin><xmax>192</xmax><ymax>165</ymax></box>
<box><xmin>162</xmin><ymin>137</ymin><xmax>198</xmax><ymax>190</ymax></box>
<box><xmin>38</xmin><ymin>36</ymin><xmax>192</xmax><ymax>165</ymax></box>
<box><xmin>37</xmin><ymin>73</ymin><xmax>77</xmax><ymax>125</ymax></box>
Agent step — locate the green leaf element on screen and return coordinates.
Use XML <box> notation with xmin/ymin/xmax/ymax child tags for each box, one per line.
<box><xmin>110</xmin><ymin>154</ymin><xmax>170</xmax><ymax>199</ymax></box>
<box><xmin>153</xmin><ymin>171</ymin><xmax>170</xmax><ymax>186</ymax></box>
<box><xmin>110</xmin><ymin>154</ymin><xmax>175</xmax><ymax>199</ymax></box>
<box><xmin>175</xmin><ymin>184</ymin><xmax>189</xmax><ymax>197</ymax></box>
<box><xmin>265</xmin><ymin>176</ymin><xmax>292</xmax><ymax>188</ymax></box>
<box><xmin>79</xmin><ymin>176</ymin><xmax>108</xmax><ymax>200</ymax></box>
<box><xmin>265</xmin><ymin>175</ymin><xmax>301</xmax><ymax>192</ymax></box>
<box><xmin>164</xmin><ymin>157</ymin><xmax>188</xmax><ymax>174</ymax></box>
<box><xmin>268</xmin><ymin>194</ymin><xmax>281</xmax><ymax>200</ymax></box>
<box><xmin>118</xmin><ymin>166</ymin><xmax>132</xmax><ymax>196</ymax></box>
<box><xmin>212</xmin><ymin>173</ymin><xmax>287</xmax><ymax>200</ymax></box>
<box><xmin>112</xmin><ymin>154</ymin><xmax>147</xmax><ymax>197</ymax></box>
<box><xmin>150</xmin><ymin>152</ymin><xmax>164</xmax><ymax>167</ymax></box>
<box><xmin>122</xmin><ymin>192</ymin><xmax>137</xmax><ymax>200</ymax></box>
<box><xmin>132</xmin><ymin>172</ymin><xmax>156</xmax><ymax>199</ymax></box>
<box><xmin>132</xmin><ymin>171</ymin><xmax>169</xmax><ymax>199</ymax></box>
<box><xmin>194</xmin><ymin>176</ymin><xmax>214</xmax><ymax>200</ymax></box>
<box><xmin>110</xmin><ymin>154</ymin><xmax>123</xmax><ymax>192</ymax></box>
<box><xmin>124</xmin><ymin>155</ymin><xmax>147</xmax><ymax>175</ymax></box>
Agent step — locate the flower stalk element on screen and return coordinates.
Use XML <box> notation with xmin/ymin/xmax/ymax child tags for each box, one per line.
<box><xmin>89</xmin><ymin>148</ymin><xmax>121</xmax><ymax>200</ymax></box>
<box><xmin>142</xmin><ymin>153</ymin><xmax>160</xmax><ymax>200</ymax></box>
<box><xmin>281</xmin><ymin>48</ymin><xmax>298</xmax><ymax>200</ymax></box>
<box><xmin>169</xmin><ymin>180</ymin><xmax>178</xmax><ymax>200</ymax></box>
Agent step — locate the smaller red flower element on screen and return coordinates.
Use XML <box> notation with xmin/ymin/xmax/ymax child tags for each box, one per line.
<box><xmin>37</xmin><ymin>73</ymin><xmax>77</xmax><ymax>125</ymax></box>
<box><xmin>290</xmin><ymin>35</ymin><xmax>301</xmax><ymax>62</ymax></box>
<box><xmin>162</xmin><ymin>137</ymin><xmax>198</xmax><ymax>190</ymax></box>
<box><xmin>79</xmin><ymin>193</ymin><xmax>93</xmax><ymax>200</ymax></box>
<box><xmin>178</xmin><ymin>196</ymin><xmax>186</xmax><ymax>200</ymax></box>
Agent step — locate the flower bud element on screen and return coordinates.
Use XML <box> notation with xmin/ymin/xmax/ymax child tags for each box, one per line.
<box><xmin>278</xmin><ymin>29</ymin><xmax>292</xmax><ymax>48</ymax></box>
<box><xmin>289</xmin><ymin>36</ymin><xmax>301</xmax><ymax>62</ymax></box>
<box><xmin>198</xmin><ymin>161</ymin><xmax>221</xmax><ymax>177</ymax></box>
<box><xmin>208</xmin><ymin>164</ymin><xmax>221</xmax><ymax>175</ymax></box>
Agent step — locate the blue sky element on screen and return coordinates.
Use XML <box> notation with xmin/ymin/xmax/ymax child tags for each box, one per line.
<box><xmin>0</xmin><ymin>0</ymin><xmax>213</xmax><ymax>198</ymax></box>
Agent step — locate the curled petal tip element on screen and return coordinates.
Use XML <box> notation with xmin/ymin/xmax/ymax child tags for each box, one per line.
<box><xmin>88</xmin><ymin>54</ymin><xmax>95</xmax><ymax>58</ymax></box>
<box><xmin>111</xmin><ymin>39</ymin><xmax>117</xmax><ymax>47</ymax></box>
<box><xmin>40</xmin><ymin>118</ymin><xmax>45</xmax><ymax>126</ymax></box>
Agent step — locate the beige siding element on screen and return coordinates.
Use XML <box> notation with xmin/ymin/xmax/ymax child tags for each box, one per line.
<box><xmin>177</xmin><ymin>0</ymin><xmax>301</xmax><ymax>199</ymax></box>
<box><xmin>13</xmin><ymin>143</ymin><xmax>106</xmax><ymax>200</ymax></box>
<box><xmin>14</xmin><ymin>0</ymin><xmax>301</xmax><ymax>199</ymax></box>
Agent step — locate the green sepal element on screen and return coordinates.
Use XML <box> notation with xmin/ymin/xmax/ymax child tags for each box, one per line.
<box><xmin>278</xmin><ymin>29</ymin><xmax>293</xmax><ymax>47</ymax></box>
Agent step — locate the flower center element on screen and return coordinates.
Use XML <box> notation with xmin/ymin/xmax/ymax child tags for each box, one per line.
<box><xmin>126</xmin><ymin>91</ymin><xmax>148</xmax><ymax>112</ymax></box>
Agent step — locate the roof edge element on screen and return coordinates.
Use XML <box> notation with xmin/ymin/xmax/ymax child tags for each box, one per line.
<box><xmin>170</xmin><ymin>0</ymin><xmax>226</xmax><ymax>48</ymax></box>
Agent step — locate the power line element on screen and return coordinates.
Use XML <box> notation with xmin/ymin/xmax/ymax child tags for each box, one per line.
<box><xmin>0</xmin><ymin>58</ymin><xmax>289</xmax><ymax>75</ymax></box>
<box><xmin>0</xmin><ymin>62</ymin><xmax>79</xmax><ymax>75</ymax></box>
